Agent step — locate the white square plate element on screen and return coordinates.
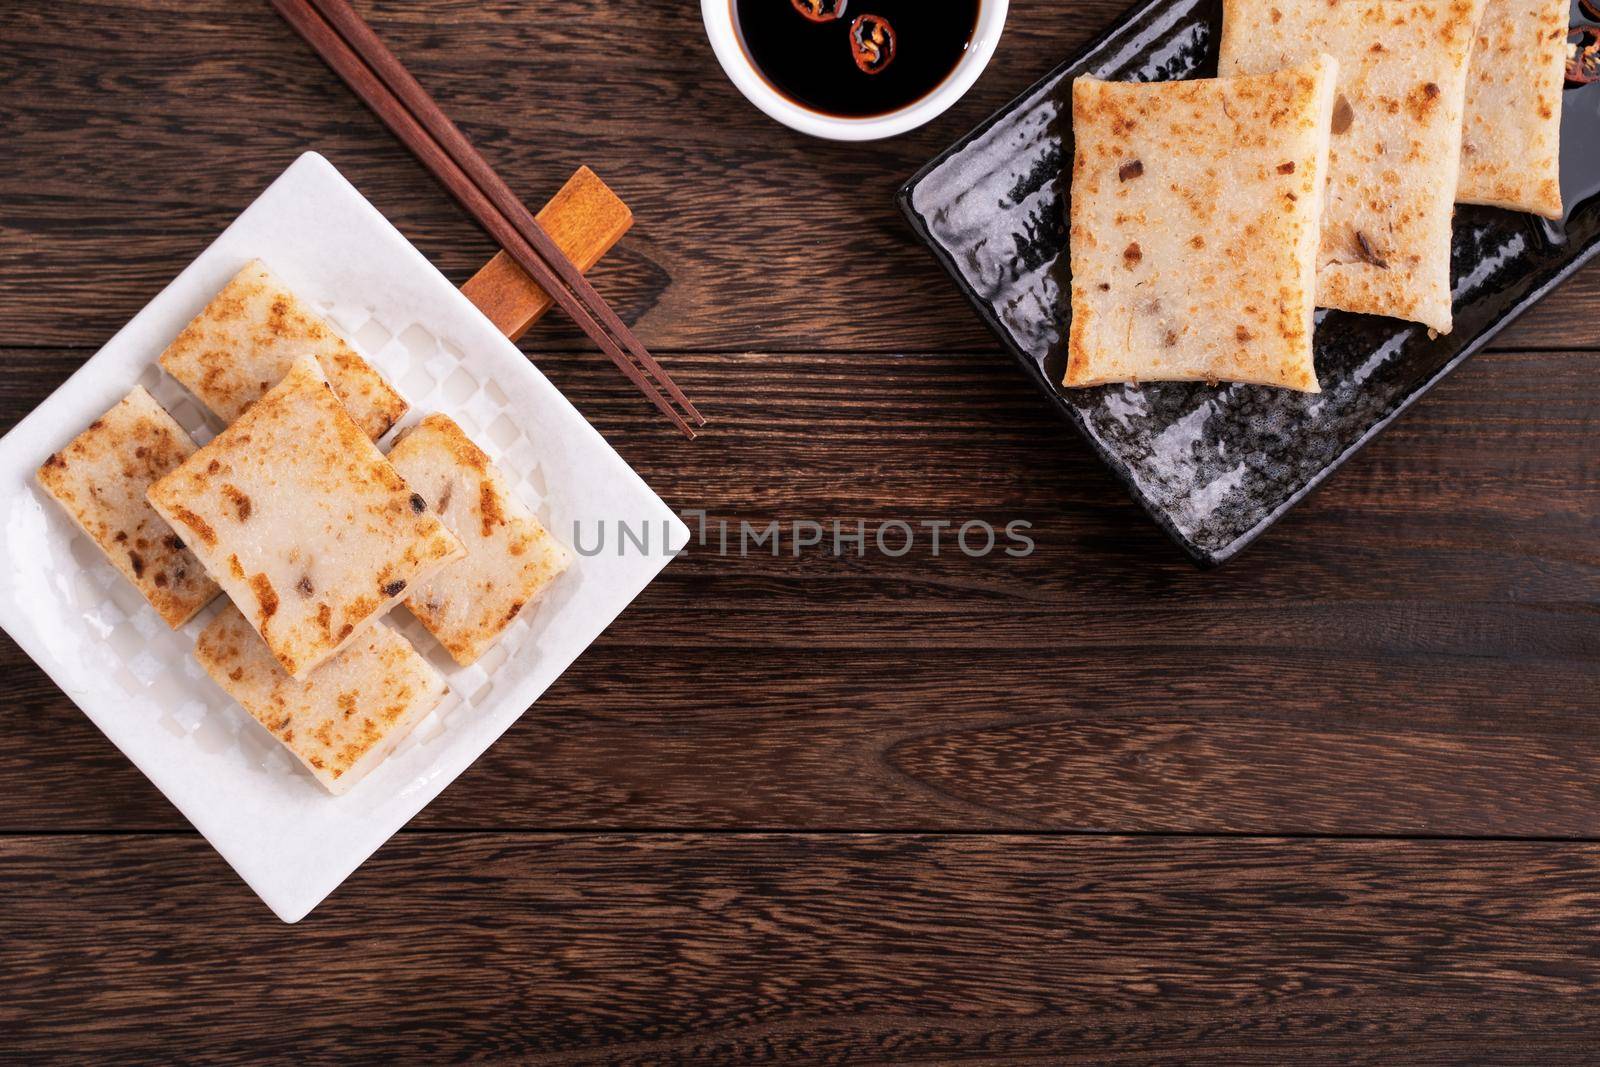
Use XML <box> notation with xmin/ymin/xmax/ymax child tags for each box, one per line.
<box><xmin>0</xmin><ymin>152</ymin><xmax>686</xmax><ymax>922</ymax></box>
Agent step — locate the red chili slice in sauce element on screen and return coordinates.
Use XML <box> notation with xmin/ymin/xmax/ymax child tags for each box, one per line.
<box><xmin>849</xmin><ymin>14</ymin><xmax>896</xmax><ymax>74</ymax></box>
<box><xmin>1571</xmin><ymin>28</ymin><xmax>1600</xmax><ymax>87</ymax></box>
<box><xmin>790</xmin><ymin>0</ymin><xmax>847</xmax><ymax>22</ymax></box>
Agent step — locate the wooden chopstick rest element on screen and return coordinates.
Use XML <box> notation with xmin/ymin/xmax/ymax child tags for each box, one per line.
<box><xmin>462</xmin><ymin>166</ymin><xmax>633</xmax><ymax>342</ymax></box>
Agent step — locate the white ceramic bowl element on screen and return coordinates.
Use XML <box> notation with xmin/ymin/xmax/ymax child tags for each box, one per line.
<box><xmin>702</xmin><ymin>0</ymin><xmax>1009</xmax><ymax>141</ymax></box>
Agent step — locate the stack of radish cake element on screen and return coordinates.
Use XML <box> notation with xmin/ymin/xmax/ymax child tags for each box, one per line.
<box><xmin>35</xmin><ymin>262</ymin><xmax>572</xmax><ymax>795</ymax></box>
<box><xmin>1064</xmin><ymin>0</ymin><xmax>1567</xmax><ymax>391</ymax></box>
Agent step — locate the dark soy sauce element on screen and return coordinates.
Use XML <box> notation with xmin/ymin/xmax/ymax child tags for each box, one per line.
<box><xmin>733</xmin><ymin>0</ymin><xmax>982</xmax><ymax>118</ymax></box>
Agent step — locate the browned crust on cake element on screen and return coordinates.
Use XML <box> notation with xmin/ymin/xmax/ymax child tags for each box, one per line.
<box><xmin>194</xmin><ymin>605</ymin><xmax>446</xmax><ymax>794</ymax></box>
<box><xmin>1065</xmin><ymin>57</ymin><xmax>1335</xmax><ymax>391</ymax></box>
<box><xmin>158</xmin><ymin>260</ymin><xmax>408</xmax><ymax>439</ymax></box>
<box><xmin>1217</xmin><ymin>0</ymin><xmax>1485</xmax><ymax>333</ymax></box>
<box><xmin>148</xmin><ymin>357</ymin><xmax>462</xmax><ymax>678</ymax></box>
<box><xmin>387</xmin><ymin>413</ymin><xmax>572</xmax><ymax>666</ymax></box>
<box><xmin>35</xmin><ymin>388</ymin><xmax>219</xmax><ymax>627</ymax></box>
<box><xmin>1456</xmin><ymin>0</ymin><xmax>1566</xmax><ymax>218</ymax></box>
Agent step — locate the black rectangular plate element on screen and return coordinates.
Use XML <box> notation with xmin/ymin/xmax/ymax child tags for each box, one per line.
<box><xmin>898</xmin><ymin>0</ymin><xmax>1600</xmax><ymax>566</ymax></box>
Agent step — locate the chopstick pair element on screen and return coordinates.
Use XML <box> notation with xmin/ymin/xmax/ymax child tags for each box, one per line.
<box><xmin>269</xmin><ymin>0</ymin><xmax>706</xmax><ymax>439</ymax></box>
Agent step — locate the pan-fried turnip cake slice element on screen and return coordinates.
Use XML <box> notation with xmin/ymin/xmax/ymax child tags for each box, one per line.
<box><xmin>159</xmin><ymin>259</ymin><xmax>407</xmax><ymax>439</ymax></box>
<box><xmin>1066</xmin><ymin>55</ymin><xmax>1338</xmax><ymax>391</ymax></box>
<box><xmin>36</xmin><ymin>387</ymin><xmax>219</xmax><ymax>627</ymax></box>
<box><xmin>195</xmin><ymin>604</ymin><xmax>448</xmax><ymax>795</ymax></box>
<box><xmin>386</xmin><ymin>414</ymin><xmax>572</xmax><ymax>666</ymax></box>
<box><xmin>1456</xmin><ymin>0</ymin><xmax>1567</xmax><ymax>219</ymax></box>
<box><xmin>148</xmin><ymin>356</ymin><xmax>463</xmax><ymax>679</ymax></box>
<box><xmin>1219</xmin><ymin>0</ymin><xmax>1487</xmax><ymax>333</ymax></box>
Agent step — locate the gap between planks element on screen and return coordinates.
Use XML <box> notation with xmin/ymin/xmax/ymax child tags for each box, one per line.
<box><xmin>10</xmin><ymin>828</ymin><xmax>1600</xmax><ymax>843</ymax></box>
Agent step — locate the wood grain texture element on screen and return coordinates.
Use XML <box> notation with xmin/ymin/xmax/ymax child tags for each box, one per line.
<box><xmin>462</xmin><ymin>165</ymin><xmax>633</xmax><ymax>340</ymax></box>
<box><xmin>3</xmin><ymin>1</ymin><xmax>1599</xmax><ymax>1055</ymax></box>
<box><xmin>1</xmin><ymin>346</ymin><xmax>1593</xmax><ymax>834</ymax></box>
<box><xmin>1</xmin><ymin>0</ymin><xmax>1595</xmax><ymax>352</ymax></box>
<box><xmin>6</xmin><ymin>833</ymin><xmax>1600</xmax><ymax>1063</ymax></box>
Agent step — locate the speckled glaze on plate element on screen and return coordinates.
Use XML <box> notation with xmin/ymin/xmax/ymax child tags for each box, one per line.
<box><xmin>898</xmin><ymin>0</ymin><xmax>1600</xmax><ymax>566</ymax></box>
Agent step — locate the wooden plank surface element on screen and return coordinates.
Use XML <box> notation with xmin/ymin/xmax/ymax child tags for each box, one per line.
<box><xmin>7</xmin><ymin>834</ymin><xmax>1600</xmax><ymax>1063</ymax></box>
<box><xmin>0</xmin><ymin>345</ymin><xmax>1593</xmax><ymax>835</ymax></box>
<box><xmin>1</xmin><ymin>0</ymin><xmax>1597</xmax><ymax>1059</ymax></box>
<box><xmin>1</xmin><ymin>0</ymin><xmax>1596</xmax><ymax>353</ymax></box>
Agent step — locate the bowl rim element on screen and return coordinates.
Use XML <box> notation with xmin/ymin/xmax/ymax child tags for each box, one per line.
<box><xmin>701</xmin><ymin>0</ymin><xmax>1010</xmax><ymax>142</ymax></box>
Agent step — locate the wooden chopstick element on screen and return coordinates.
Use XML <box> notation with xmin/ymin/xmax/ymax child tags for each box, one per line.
<box><xmin>303</xmin><ymin>0</ymin><xmax>706</xmax><ymax>430</ymax></box>
<box><xmin>269</xmin><ymin>0</ymin><xmax>705</xmax><ymax>439</ymax></box>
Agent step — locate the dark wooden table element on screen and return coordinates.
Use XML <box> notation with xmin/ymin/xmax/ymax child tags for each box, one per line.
<box><xmin>3</xmin><ymin>2</ymin><xmax>1598</xmax><ymax>1062</ymax></box>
